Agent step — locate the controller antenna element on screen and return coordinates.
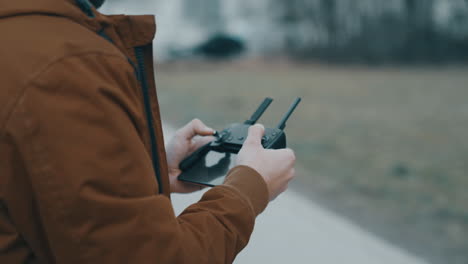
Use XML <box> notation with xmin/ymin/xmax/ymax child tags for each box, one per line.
<box><xmin>244</xmin><ymin>97</ymin><xmax>273</xmax><ymax>125</ymax></box>
<box><xmin>277</xmin><ymin>97</ymin><xmax>302</xmax><ymax>130</ymax></box>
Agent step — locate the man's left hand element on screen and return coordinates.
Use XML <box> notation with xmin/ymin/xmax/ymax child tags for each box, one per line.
<box><xmin>166</xmin><ymin>119</ymin><xmax>215</xmax><ymax>193</ymax></box>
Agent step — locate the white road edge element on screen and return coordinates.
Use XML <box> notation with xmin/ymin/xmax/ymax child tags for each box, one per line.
<box><xmin>163</xmin><ymin>124</ymin><xmax>428</xmax><ymax>264</ymax></box>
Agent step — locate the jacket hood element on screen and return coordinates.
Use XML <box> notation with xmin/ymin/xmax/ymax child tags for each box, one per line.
<box><xmin>0</xmin><ymin>0</ymin><xmax>101</xmax><ymax>30</ymax></box>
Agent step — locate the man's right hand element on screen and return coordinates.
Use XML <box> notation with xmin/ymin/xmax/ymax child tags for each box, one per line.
<box><xmin>236</xmin><ymin>124</ymin><xmax>296</xmax><ymax>201</ymax></box>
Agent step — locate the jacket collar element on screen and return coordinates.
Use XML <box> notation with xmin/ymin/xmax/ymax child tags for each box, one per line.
<box><xmin>0</xmin><ymin>0</ymin><xmax>156</xmax><ymax>48</ymax></box>
<box><xmin>0</xmin><ymin>0</ymin><xmax>99</xmax><ymax>30</ymax></box>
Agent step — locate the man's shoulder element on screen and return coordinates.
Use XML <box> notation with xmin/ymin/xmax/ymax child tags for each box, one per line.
<box><xmin>0</xmin><ymin>14</ymin><xmax>132</xmax><ymax>133</ymax></box>
<box><xmin>0</xmin><ymin>14</ymin><xmax>124</xmax><ymax>79</ymax></box>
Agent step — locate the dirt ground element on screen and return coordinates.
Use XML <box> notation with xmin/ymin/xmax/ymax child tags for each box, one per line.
<box><xmin>155</xmin><ymin>59</ymin><xmax>468</xmax><ymax>264</ymax></box>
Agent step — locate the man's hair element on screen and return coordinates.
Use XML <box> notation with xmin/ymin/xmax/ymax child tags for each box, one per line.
<box><xmin>90</xmin><ymin>0</ymin><xmax>105</xmax><ymax>8</ymax></box>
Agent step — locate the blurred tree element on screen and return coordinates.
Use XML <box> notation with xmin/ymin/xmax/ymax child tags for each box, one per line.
<box><xmin>103</xmin><ymin>0</ymin><xmax>468</xmax><ymax>63</ymax></box>
<box><xmin>183</xmin><ymin>0</ymin><xmax>224</xmax><ymax>33</ymax></box>
<box><xmin>322</xmin><ymin>0</ymin><xmax>336</xmax><ymax>47</ymax></box>
<box><xmin>271</xmin><ymin>0</ymin><xmax>468</xmax><ymax>63</ymax></box>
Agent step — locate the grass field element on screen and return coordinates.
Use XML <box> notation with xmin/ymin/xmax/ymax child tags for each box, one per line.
<box><xmin>156</xmin><ymin>60</ymin><xmax>468</xmax><ymax>264</ymax></box>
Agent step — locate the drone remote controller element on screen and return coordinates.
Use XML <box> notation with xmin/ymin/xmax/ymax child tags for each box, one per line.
<box><xmin>179</xmin><ymin>97</ymin><xmax>301</xmax><ymax>173</ymax></box>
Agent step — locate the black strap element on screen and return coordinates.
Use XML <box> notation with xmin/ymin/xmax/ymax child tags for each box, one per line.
<box><xmin>98</xmin><ymin>29</ymin><xmax>113</xmax><ymax>43</ymax></box>
<box><xmin>75</xmin><ymin>0</ymin><xmax>95</xmax><ymax>18</ymax></box>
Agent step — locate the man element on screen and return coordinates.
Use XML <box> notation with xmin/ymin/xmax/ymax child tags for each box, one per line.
<box><xmin>0</xmin><ymin>0</ymin><xmax>296</xmax><ymax>263</ymax></box>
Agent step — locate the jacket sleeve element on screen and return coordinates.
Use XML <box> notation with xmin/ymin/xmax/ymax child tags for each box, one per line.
<box><xmin>9</xmin><ymin>52</ymin><xmax>269</xmax><ymax>264</ymax></box>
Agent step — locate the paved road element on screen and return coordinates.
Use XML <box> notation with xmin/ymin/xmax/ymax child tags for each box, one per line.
<box><xmin>164</xmin><ymin>125</ymin><xmax>428</xmax><ymax>264</ymax></box>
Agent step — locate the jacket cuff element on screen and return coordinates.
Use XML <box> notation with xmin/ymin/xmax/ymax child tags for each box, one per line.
<box><xmin>223</xmin><ymin>165</ymin><xmax>269</xmax><ymax>216</ymax></box>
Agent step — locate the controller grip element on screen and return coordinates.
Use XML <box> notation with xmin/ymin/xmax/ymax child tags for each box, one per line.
<box><xmin>179</xmin><ymin>143</ymin><xmax>212</xmax><ymax>171</ymax></box>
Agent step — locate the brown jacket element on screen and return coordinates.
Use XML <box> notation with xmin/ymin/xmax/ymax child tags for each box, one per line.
<box><xmin>0</xmin><ymin>0</ymin><xmax>269</xmax><ymax>263</ymax></box>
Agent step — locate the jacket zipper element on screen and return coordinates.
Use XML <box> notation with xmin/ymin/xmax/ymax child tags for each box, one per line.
<box><xmin>74</xmin><ymin>2</ymin><xmax>163</xmax><ymax>193</ymax></box>
<box><xmin>134</xmin><ymin>46</ymin><xmax>163</xmax><ymax>194</ymax></box>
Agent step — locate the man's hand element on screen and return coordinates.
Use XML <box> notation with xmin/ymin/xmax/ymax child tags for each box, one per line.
<box><xmin>166</xmin><ymin>119</ymin><xmax>216</xmax><ymax>193</ymax></box>
<box><xmin>236</xmin><ymin>124</ymin><xmax>296</xmax><ymax>201</ymax></box>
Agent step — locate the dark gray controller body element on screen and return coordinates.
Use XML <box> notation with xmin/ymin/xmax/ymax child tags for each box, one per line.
<box><xmin>215</xmin><ymin>123</ymin><xmax>286</xmax><ymax>153</ymax></box>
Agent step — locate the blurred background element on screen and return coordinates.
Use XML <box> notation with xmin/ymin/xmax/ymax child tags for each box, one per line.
<box><xmin>102</xmin><ymin>1</ymin><xmax>467</xmax><ymax>264</ymax></box>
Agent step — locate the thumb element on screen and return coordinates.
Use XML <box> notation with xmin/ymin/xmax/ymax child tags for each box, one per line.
<box><xmin>245</xmin><ymin>124</ymin><xmax>265</xmax><ymax>147</ymax></box>
<box><xmin>179</xmin><ymin>119</ymin><xmax>214</xmax><ymax>139</ymax></box>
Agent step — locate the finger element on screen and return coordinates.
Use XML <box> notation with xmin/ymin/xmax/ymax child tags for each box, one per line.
<box><xmin>178</xmin><ymin>119</ymin><xmax>214</xmax><ymax>139</ymax></box>
<box><xmin>288</xmin><ymin>168</ymin><xmax>296</xmax><ymax>181</ymax></box>
<box><xmin>244</xmin><ymin>124</ymin><xmax>265</xmax><ymax>147</ymax></box>
<box><xmin>280</xmin><ymin>183</ymin><xmax>289</xmax><ymax>193</ymax></box>
<box><xmin>277</xmin><ymin>148</ymin><xmax>296</xmax><ymax>164</ymax></box>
